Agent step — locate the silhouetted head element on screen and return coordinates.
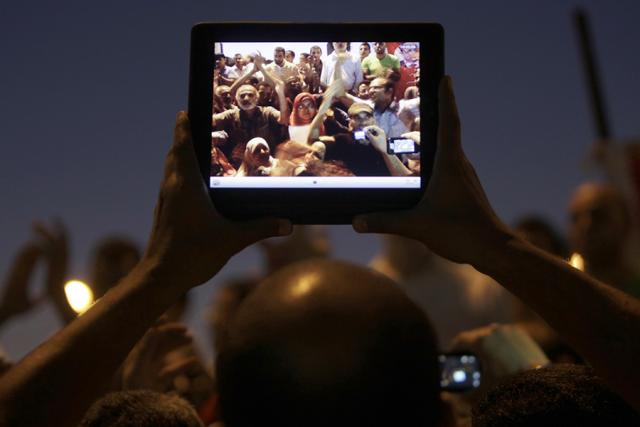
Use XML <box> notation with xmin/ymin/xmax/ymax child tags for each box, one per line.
<box><xmin>568</xmin><ymin>183</ymin><xmax>630</xmax><ymax>266</ymax></box>
<box><xmin>472</xmin><ymin>364</ymin><xmax>640</xmax><ymax>427</ymax></box>
<box><xmin>80</xmin><ymin>390</ymin><xmax>203</xmax><ymax>427</ymax></box>
<box><xmin>207</xmin><ymin>276</ymin><xmax>260</xmax><ymax>352</ymax></box>
<box><xmin>216</xmin><ymin>259</ymin><xmax>441</xmax><ymax>427</ymax></box>
<box><xmin>514</xmin><ymin>216</ymin><xmax>568</xmax><ymax>259</ymax></box>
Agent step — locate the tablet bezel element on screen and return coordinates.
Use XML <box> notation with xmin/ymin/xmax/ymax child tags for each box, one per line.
<box><xmin>189</xmin><ymin>22</ymin><xmax>443</xmax><ymax>224</ymax></box>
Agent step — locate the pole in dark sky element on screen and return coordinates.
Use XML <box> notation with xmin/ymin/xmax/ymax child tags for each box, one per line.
<box><xmin>574</xmin><ymin>8</ymin><xmax>612</xmax><ymax>142</ymax></box>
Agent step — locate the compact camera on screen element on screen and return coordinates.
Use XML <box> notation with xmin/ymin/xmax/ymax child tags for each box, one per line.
<box><xmin>439</xmin><ymin>353</ymin><xmax>482</xmax><ymax>392</ymax></box>
<box><xmin>188</xmin><ymin>23</ymin><xmax>443</xmax><ymax>223</ymax></box>
<box><xmin>387</xmin><ymin>137</ymin><xmax>418</xmax><ymax>154</ymax></box>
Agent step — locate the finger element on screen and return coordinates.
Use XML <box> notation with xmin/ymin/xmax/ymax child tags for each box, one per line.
<box><xmin>4</xmin><ymin>244</ymin><xmax>42</xmax><ymax>284</ymax></box>
<box><xmin>437</xmin><ymin>76</ymin><xmax>462</xmax><ymax>156</ymax></box>
<box><xmin>232</xmin><ymin>217</ymin><xmax>293</xmax><ymax>250</ymax></box>
<box><xmin>352</xmin><ymin>209</ymin><xmax>417</xmax><ymax>237</ymax></box>
<box><xmin>16</xmin><ymin>243</ymin><xmax>43</xmax><ymax>262</ymax></box>
<box><xmin>154</xmin><ymin>322</ymin><xmax>189</xmax><ymax>336</ymax></box>
<box><xmin>158</xmin><ymin>356</ymin><xmax>201</xmax><ymax>382</ymax></box>
<box><xmin>32</xmin><ymin>221</ymin><xmax>55</xmax><ymax>244</ymax></box>
<box><xmin>51</xmin><ymin>217</ymin><xmax>68</xmax><ymax>240</ymax></box>
<box><xmin>164</xmin><ymin>112</ymin><xmax>193</xmax><ymax>178</ymax></box>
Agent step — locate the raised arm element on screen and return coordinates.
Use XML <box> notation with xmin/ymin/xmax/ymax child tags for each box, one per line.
<box><xmin>353</xmin><ymin>76</ymin><xmax>640</xmax><ymax>412</ymax></box>
<box><xmin>33</xmin><ymin>220</ymin><xmax>77</xmax><ymax>324</ymax></box>
<box><xmin>0</xmin><ymin>113</ymin><xmax>291</xmax><ymax>427</ymax></box>
<box><xmin>0</xmin><ymin>242</ymin><xmax>43</xmax><ymax>328</ymax></box>
<box><xmin>307</xmin><ymin>80</ymin><xmax>344</xmax><ymax>143</ymax></box>
<box><xmin>252</xmin><ymin>57</ymin><xmax>289</xmax><ymax>126</ymax></box>
<box><xmin>229</xmin><ymin>57</ymin><xmax>263</xmax><ymax>97</ymax></box>
<box><xmin>362</xmin><ymin>125</ymin><xmax>412</xmax><ymax>177</ymax></box>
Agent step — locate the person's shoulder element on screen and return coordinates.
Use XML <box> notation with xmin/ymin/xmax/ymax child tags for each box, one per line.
<box><xmin>214</xmin><ymin>108</ymin><xmax>239</xmax><ymax>120</ymax></box>
<box><xmin>262</xmin><ymin>106</ymin><xmax>280</xmax><ymax>116</ymax></box>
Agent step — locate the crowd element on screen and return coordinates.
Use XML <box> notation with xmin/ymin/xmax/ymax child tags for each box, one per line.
<box><xmin>0</xmin><ymin>77</ymin><xmax>639</xmax><ymax>427</ymax></box>
<box><xmin>211</xmin><ymin>42</ymin><xmax>421</xmax><ymax>178</ymax></box>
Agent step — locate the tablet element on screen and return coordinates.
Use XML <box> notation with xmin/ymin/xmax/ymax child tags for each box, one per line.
<box><xmin>189</xmin><ymin>23</ymin><xmax>443</xmax><ymax>223</ymax></box>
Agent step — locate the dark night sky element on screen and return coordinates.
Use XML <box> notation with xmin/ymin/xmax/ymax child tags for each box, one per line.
<box><xmin>1</xmin><ymin>1</ymin><xmax>639</xmax><ymax>360</ymax></box>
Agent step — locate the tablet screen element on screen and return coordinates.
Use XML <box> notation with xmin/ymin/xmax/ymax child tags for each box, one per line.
<box><xmin>211</xmin><ymin>41</ymin><xmax>421</xmax><ymax>189</ymax></box>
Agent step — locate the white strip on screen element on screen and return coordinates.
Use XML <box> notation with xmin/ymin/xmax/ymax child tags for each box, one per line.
<box><xmin>210</xmin><ymin>176</ymin><xmax>420</xmax><ymax>189</ymax></box>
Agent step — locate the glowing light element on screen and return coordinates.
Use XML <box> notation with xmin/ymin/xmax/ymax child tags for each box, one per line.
<box><xmin>64</xmin><ymin>280</ymin><xmax>94</xmax><ymax>314</ymax></box>
<box><xmin>569</xmin><ymin>253</ymin><xmax>585</xmax><ymax>271</ymax></box>
<box><xmin>452</xmin><ymin>370</ymin><xmax>467</xmax><ymax>383</ymax></box>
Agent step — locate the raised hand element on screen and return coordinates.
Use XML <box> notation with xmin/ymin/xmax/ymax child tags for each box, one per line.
<box><xmin>363</xmin><ymin>125</ymin><xmax>388</xmax><ymax>153</ymax></box>
<box><xmin>0</xmin><ymin>243</ymin><xmax>43</xmax><ymax>323</ymax></box>
<box><xmin>253</xmin><ymin>53</ymin><xmax>266</xmax><ymax>70</ymax></box>
<box><xmin>143</xmin><ymin>112</ymin><xmax>292</xmax><ymax>292</ymax></box>
<box><xmin>33</xmin><ymin>219</ymin><xmax>75</xmax><ymax>323</ymax></box>
<box><xmin>353</xmin><ymin>77</ymin><xmax>512</xmax><ymax>266</ymax></box>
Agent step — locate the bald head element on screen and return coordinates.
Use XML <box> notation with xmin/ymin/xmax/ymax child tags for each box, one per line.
<box><xmin>216</xmin><ymin>259</ymin><xmax>441</xmax><ymax>427</ymax></box>
<box><xmin>568</xmin><ymin>182</ymin><xmax>630</xmax><ymax>265</ymax></box>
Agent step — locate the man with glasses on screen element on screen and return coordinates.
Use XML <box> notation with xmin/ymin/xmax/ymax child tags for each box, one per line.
<box><xmin>340</xmin><ymin>77</ymin><xmax>408</xmax><ymax>138</ymax></box>
<box><xmin>321</xmin><ymin>103</ymin><xmax>411</xmax><ymax>177</ymax></box>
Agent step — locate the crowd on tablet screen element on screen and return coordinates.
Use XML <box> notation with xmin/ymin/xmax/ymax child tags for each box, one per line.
<box><xmin>211</xmin><ymin>42</ymin><xmax>422</xmax><ymax>178</ymax></box>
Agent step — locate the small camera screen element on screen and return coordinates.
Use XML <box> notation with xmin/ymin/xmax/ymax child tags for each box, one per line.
<box><xmin>211</xmin><ymin>41</ymin><xmax>421</xmax><ymax>188</ymax></box>
<box><xmin>353</xmin><ymin>130</ymin><xmax>366</xmax><ymax>141</ymax></box>
<box><xmin>390</xmin><ymin>138</ymin><xmax>416</xmax><ymax>154</ymax></box>
<box><xmin>438</xmin><ymin>354</ymin><xmax>481</xmax><ymax>391</ymax></box>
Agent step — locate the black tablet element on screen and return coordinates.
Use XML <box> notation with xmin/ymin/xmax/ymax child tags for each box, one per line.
<box><xmin>189</xmin><ymin>23</ymin><xmax>443</xmax><ymax>223</ymax></box>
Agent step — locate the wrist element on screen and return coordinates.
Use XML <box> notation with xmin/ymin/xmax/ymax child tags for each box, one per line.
<box><xmin>126</xmin><ymin>256</ymin><xmax>186</xmax><ymax>303</ymax></box>
<box><xmin>467</xmin><ymin>224</ymin><xmax>520</xmax><ymax>276</ymax></box>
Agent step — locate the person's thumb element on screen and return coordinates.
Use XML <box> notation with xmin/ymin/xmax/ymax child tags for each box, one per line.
<box><xmin>234</xmin><ymin>218</ymin><xmax>293</xmax><ymax>249</ymax></box>
<box><xmin>352</xmin><ymin>209</ymin><xmax>415</xmax><ymax>237</ymax></box>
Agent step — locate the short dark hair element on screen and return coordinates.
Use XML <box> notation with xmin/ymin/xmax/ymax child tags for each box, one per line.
<box><xmin>472</xmin><ymin>365</ymin><xmax>640</xmax><ymax>427</ymax></box>
<box><xmin>216</xmin><ymin>260</ymin><xmax>442</xmax><ymax>427</ymax></box>
<box><xmin>375</xmin><ymin>78</ymin><xmax>395</xmax><ymax>93</ymax></box>
<box><xmin>360</xmin><ymin>42</ymin><xmax>370</xmax><ymax>49</ymax></box>
<box><xmin>80</xmin><ymin>390</ymin><xmax>203</xmax><ymax>427</ymax></box>
<box><xmin>286</xmin><ymin>50</ymin><xmax>295</xmax><ymax>58</ymax></box>
<box><xmin>274</xmin><ymin>46</ymin><xmax>285</xmax><ymax>55</ymax></box>
<box><xmin>310</xmin><ymin>45</ymin><xmax>322</xmax><ymax>53</ymax></box>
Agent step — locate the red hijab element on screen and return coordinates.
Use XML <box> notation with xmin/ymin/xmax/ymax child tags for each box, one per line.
<box><xmin>289</xmin><ymin>92</ymin><xmax>326</xmax><ymax>137</ymax></box>
<box><xmin>290</xmin><ymin>92</ymin><xmax>316</xmax><ymax>126</ymax></box>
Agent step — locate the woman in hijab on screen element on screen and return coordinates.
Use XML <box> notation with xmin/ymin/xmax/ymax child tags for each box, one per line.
<box><xmin>235</xmin><ymin>137</ymin><xmax>279</xmax><ymax>177</ymax></box>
